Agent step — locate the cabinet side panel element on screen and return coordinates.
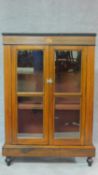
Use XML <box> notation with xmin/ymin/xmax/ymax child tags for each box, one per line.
<box><xmin>4</xmin><ymin>45</ymin><xmax>12</xmax><ymax>144</ymax></box>
<box><xmin>85</xmin><ymin>46</ymin><xmax>95</xmax><ymax>145</ymax></box>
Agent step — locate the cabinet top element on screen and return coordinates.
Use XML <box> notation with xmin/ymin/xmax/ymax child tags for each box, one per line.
<box><xmin>2</xmin><ymin>33</ymin><xmax>96</xmax><ymax>46</ymax></box>
<box><xmin>2</xmin><ymin>33</ymin><xmax>96</xmax><ymax>36</ymax></box>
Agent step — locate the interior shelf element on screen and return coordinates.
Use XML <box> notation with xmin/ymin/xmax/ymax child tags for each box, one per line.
<box><xmin>18</xmin><ymin>103</ymin><xmax>80</xmax><ymax>110</ymax></box>
<box><xmin>18</xmin><ymin>103</ymin><xmax>43</xmax><ymax>110</ymax></box>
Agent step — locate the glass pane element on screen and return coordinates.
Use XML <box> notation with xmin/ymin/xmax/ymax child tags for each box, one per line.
<box><xmin>17</xmin><ymin>50</ymin><xmax>43</xmax><ymax>92</ymax></box>
<box><xmin>55</xmin><ymin>50</ymin><xmax>81</xmax><ymax>92</ymax></box>
<box><xmin>54</xmin><ymin>97</ymin><xmax>80</xmax><ymax>139</ymax></box>
<box><xmin>17</xmin><ymin>97</ymin><xmax>43</xmax><ymax>138</ymax></box>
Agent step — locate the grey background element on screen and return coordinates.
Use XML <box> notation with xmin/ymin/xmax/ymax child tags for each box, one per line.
<box><xmin>0</xmin><ymin>0</ymin><xmax>98</xmax><ymax>174</ymax></box>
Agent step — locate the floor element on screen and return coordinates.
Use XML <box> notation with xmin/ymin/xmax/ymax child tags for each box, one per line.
<box><xmin>0</xmin><ymin>73</ymin><xmax>98</xmax><ymax>175</ymax></box>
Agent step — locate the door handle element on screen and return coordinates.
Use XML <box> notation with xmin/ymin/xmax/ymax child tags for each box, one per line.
<box><xmin>46</xmin><ymin>79</ymin><xmax>53</xmax><ymax>84</ymax></box>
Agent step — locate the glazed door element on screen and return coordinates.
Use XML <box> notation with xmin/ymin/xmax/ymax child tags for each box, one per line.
<box><xmin>49</xmin><ymin>46</ymin><xmax>87</xmax><ymax>145</ymax></box>
<box><xmin>12</xmin><ymin>46</ymin><xmax>49</xmax><ymax>144</ymax></box>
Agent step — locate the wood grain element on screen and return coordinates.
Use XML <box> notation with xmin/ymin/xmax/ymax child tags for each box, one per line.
<box><xmin>2</xmin><ymin>35</ymin><xmax>96</xmax><ymax>160</ymax></box>
<box><xmin>3</xmin><ymin>144</ymin><xmax>95</xmax><ymax>157</ymax></box>
<box><xmin>85</xmin><ymin>46</ymin><xmax>95</xmax><ymax>145</ymax></box>
<box><xmin>4</xmin><ymin>46</ymin><xmax>12</xmax><ymax>144</ymax></box>
<box><xmin>3</xmin><ymin>36</ymin><xmax>96</xmax><ymax>46</ymax></box>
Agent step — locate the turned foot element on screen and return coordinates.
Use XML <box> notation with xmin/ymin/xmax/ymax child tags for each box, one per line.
<box><xmin>5</xmin><ymin>157</ymin><xmax>13</xmax><ymax>166</ymax></box>
<box><xmin>87</xmin><ymin>157</ymin><xmax>93</xmax><ymax>166</ymax></box>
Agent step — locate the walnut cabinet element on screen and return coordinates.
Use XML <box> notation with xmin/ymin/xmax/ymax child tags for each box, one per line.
<box><xmin>2</xmin><ymin>33</ymin><xmax>96</xmax><ymax>166</ymax></box>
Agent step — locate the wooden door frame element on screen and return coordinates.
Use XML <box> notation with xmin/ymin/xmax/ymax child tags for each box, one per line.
<box><xmin>11</xmin><ymin>45</ymin><xmax>49</xmax><ymax>145</ymax></box>
<box><xmin>49</xmin><ymin>46</ymin><xmax>87</xmax><ymax>145</ymax></box>
<box><xmin>4</xmin><ymin>45</ymin><xmax>12</xmax><ymax>144</ymax></box>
